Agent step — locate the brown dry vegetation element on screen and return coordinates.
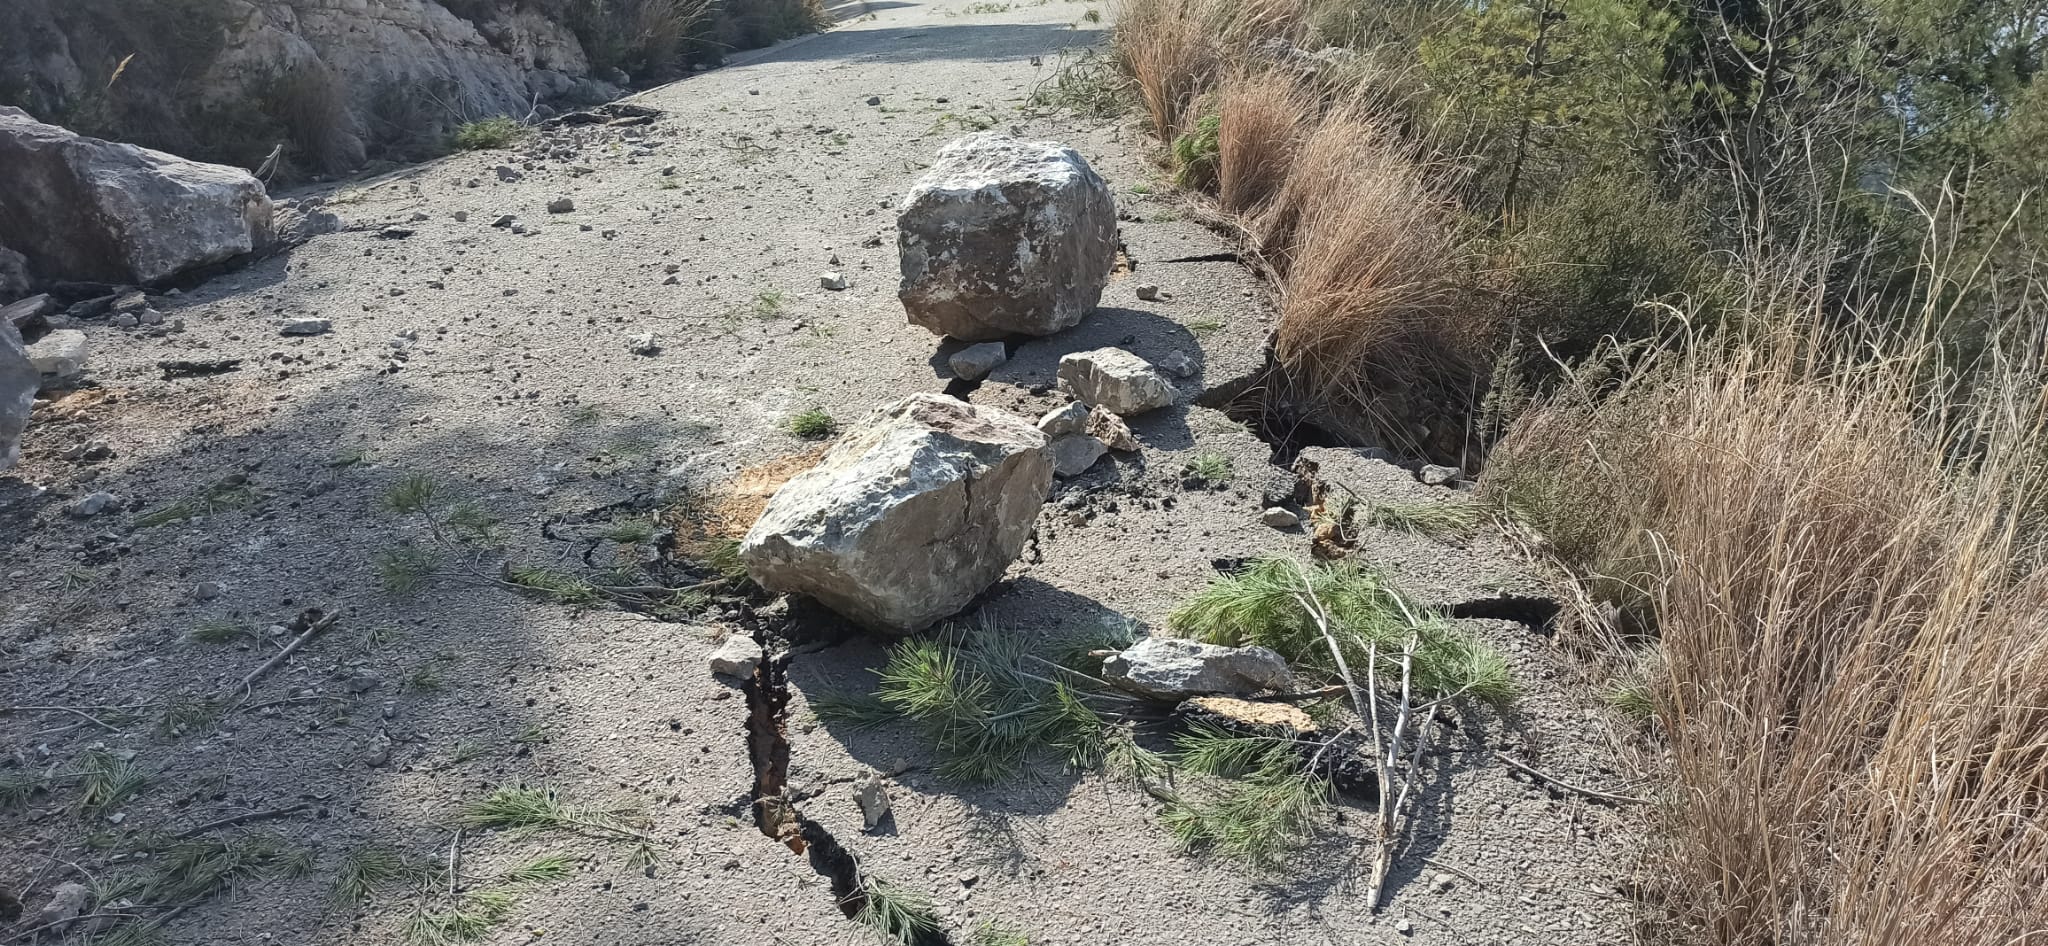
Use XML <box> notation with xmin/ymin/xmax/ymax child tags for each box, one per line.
<box><xmin>1113</xmin><ymin>0</ymin><xmax>2048</xmax><ymax>941</ymax></box>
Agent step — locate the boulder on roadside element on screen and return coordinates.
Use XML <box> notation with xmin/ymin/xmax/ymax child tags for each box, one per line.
<box><xmin>740</xmin><ymin>393</ymin><xmax>1052</xmax><ymax>633</ymax></box>
<box><xmin>24</xmin><ymin>329</ymin><xmax>86</xmax><ymax>384</ymax></box>
<box><xmin>1058</xmin><ymin>348</ymin><xmax>1174</xmax><ymax>416</ymax></box>
<box><xmin>0</xmin><ymin>107</ymin><xmax>273</xmax><ymax>286</ymax></box>
<box><xmin>0</xmin><ymin>319</ymin><xmax>34</xmax><ymax>471</ymax></box>
<box><xmin>1102</xmin><ymin>637</ymin><xmax>1298</xmax><ymax>700</ymax></box>
<box><xmin>897</xmin><ymin>133</ymin><xmax>1116</xmax><ymax>341</ymax></box>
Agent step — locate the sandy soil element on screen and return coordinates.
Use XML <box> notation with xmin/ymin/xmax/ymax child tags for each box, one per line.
<box><xmin>1</xmin><ymin>2</ymin><xmax>1648</xmax><ymax>944</ymax></box>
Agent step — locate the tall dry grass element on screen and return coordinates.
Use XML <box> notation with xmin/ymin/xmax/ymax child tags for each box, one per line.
<box><xmin>1215</xmin><ymin>72</ymin><xmax>1311</xmax><ymax>217</ymax></box>
<box><xmin>1487</xmin><ymin>293</ymin><xmax>2048</xmax><ymax>944</ymax></box>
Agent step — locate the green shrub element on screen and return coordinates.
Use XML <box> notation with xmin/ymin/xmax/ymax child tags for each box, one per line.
<box><xmin>1170</xmin><ymin>113</ymin><xmax>1221</xmax><ymax>190</ymax></box>
<box><xmin>452</xmin><ymin>117</ymin><xmax>523</xmax><ymax>151</ymax></box>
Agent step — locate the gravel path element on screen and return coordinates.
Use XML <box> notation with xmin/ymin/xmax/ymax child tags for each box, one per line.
<box><xmin>1</xmin><ymin>3</ymin><xmax>1644</xmax><ymax>944</ymax></box>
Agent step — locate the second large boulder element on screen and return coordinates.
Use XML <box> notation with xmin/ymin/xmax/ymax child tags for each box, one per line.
<box><xmin>0</xmin><ymin>107</ymin><xmax>274</xmax><ymax>286</ymax></box>
<box><xmin>897</xmin><ymin>134</ymin><xmax>1116</xmax><ymax>341</ymax></box>
<box><xmin>1</xmin><ymin>319</ymin><xmax>36</xmax><ymax>471</ymax></box>
<box><xmin>740</xmin><ymin>393</ymin><xmax>1053</xmax><ymax>633</ymax></box>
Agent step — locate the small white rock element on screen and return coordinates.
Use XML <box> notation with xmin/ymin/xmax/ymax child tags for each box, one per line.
<box><xmin>66</xmin><ymin>491</ymin><xmax>115</xmax><ymax>518</ymax></box>
<box><xmin>1036</xmin><ymin>401</ymin><xmax>1090</xmax><ymax>438</ymax></box>
<box><xmin>1058</xmin><ymin>348</ymin><xmax>1175</xmax><ymax>416</ymax></box>
<box><xmin>626</xmin><ymin>332</ymin><xmax>660</xmax><ymax>356</ymax></box>
<box><xmin>820</xmin><ymin>271</ymin><xmax>850</xmax><ymax>291</ymax></box>
<box><xmin>1261</xmin><ymin>507</ymin><xmax>1299</xmax><ymax>529</ymax></box>
<box><xmin>1396</xmin><ymin>918</ymin><xmax>1414</xmax><ymax>935</ymax></box>
<box><xmin>1429</xmin><ymin>872</ymin><xmax>1456</xmax><ymax>893</ymax></box>
<box><xmin>853</xmin><ymin>771</ymin><xmax>891</xmax><ymax>830</ymax></box>
<box><xmin>708</xmin><ymin>636</ymin><xmax>760</xmax><ymax>679</ymax></box>
<box><xmin>24</xmin><ymin>329</ymin><xmax>88</xmax><ymax>380</ymax></box>
<box><xmin>1419</xmin><ymin>464</ymin><xmax>1461</xmax><ymax>486</ymax></box>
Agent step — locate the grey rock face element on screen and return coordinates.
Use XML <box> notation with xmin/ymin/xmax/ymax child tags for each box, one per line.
<box><xmin>740</xmin><ymin>393</ymin><xmax>1053</xmax><ymax>633</ymax></box>
<box><xmin>0</xmin><ymin>107</ymin><xmax>273</xmax><ymax>286</ymax></box>
<box><xmin>898</xmin><ymin>134</ymin><xmax>1116</xmax><ymax>340</ymax></box>
<box><xmin>1102</xmin><ymin>637</ymin><xmax>1299</xmax><ymax>701</ymax></box>
<box><xmin>0</xmin><ymin>318</ymin><xmax>35</xmax><ymax>471</ymax></box>
<box><xmin>1057</xmin><ymin>348</ymin><xmax>1174</xmax><ymax>416</ymax></box>
<box><xmin>0</xmin><ymin>244</ymin><xmax>28</xmax><ymax>302</ymax></box>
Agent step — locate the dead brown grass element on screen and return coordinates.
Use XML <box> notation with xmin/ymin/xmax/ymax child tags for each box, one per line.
<box><xmin>1215</xmin><ymin>72</ymin><xmax>1311</xmax><ymax>217</ymax></box>
<box><xmin>1258</xmin><ymin>111</ymin><xmax>1488</xmax><ymax>455</ymax></box>
<box><xmin>1487</xmin><ymin>306</ymin><xmax>2048</xmax><ymax>944</ymax></box>
<box><xmin>1112</xmin><ymin>0</ymin><xmax>1311</xmax><ymax>141</ymax></box>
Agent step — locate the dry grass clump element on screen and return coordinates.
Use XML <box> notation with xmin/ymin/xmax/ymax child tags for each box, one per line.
<box><xmin>1487</xmin><ymin>303</ymin><xmax>2048</xmax><ymax>944</ymax></box>
<box><xmin>1215</xmin><ymin>71</ymin><xmax>1311</xmax><ymax>216</ymax></box>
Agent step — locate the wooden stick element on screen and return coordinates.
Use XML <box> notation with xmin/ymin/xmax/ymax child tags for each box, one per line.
<box><xmin>3</xmin><ymin>705</ymin><xmax>124</xmax><ymax>733</ymax></box>
<box><xmin>172</xmin><ymin>801</ymin><xmax>316</xmax><ymax>840</ymax></box>
<box><xmin>219</xmin><ymin>612</ymin><xmax>339</xmax><ymax>702</ymax></box>
<box><xmin>1495</xmin><ymin>752</ymin><xmax>1649</xmax><ymax>806</ymax></box>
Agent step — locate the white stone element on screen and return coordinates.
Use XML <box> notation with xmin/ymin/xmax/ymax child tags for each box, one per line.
<box><xmin>709</xmin><ymin>636</ymin><xmax>760</xmax><ymax>679</ymax></box>
<box><xmin>820</xmin><ymin>271</ymin><xmax>850</xmax><ymax>291</ymax></box>
<box><xmin>67</xmin><ymin>492</ymin><xmax>114</xmax><ymax>517</ymax></box>
<box><xmin>1057</xmin><ymin>348</ymin><xmax>1174</xmax><ymax>416</ymax></box>
<box><xmin>947</xmin><ymin>341</ymin><xmax>1007</xmax><ymax>380</ymax></box>
<box><xmin>1048</xmin><ymin>434</ymin><xmax>1107</xmax><ymax>477</ymax></box>
<box><xmin>1261</xmin><ymin>507</ymin><xmax>1300</xmax><ymax>529</ymax></box>
<box><xmin>24</xmin><ymin>329</ymin><xmax>86</xmax><ymax>381</ymax></box>
<box><xmin>1419</xmin><ymin>464</ymin><xmax>1461</xmax><ymax>486</ymax></box>
<box><xmin>1036</xmin><ymin>401</ymin><xmax>1089</xmax><ymax>437</ymax></box>
<box><xmin>897</xmin><ymin>134</ymin><xmax>1116</xmax><ymax>340</ymax></box>
<box><xmin>740</xmin><ymin>393</ymin><xmax>1052</xmax><ymax>633</ymax></box>
<box><xmin>1102</xmin><ymin>637</ymin><xmax>1298</xmax><ymax>700</ymax></box>
<box><xmin>852</xmin><ymin>771</ymin><xmax>891</xmax><ymax>830</ymax></box>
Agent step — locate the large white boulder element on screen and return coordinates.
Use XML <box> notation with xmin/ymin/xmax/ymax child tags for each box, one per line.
<box><xmin>1</xmin><ymin>319</ymin><xmax>36</xmax><ymax>471</ymax></box>
<box><xmin>0</xmin><ymin>107</ymin><xmax>273</xmax><ymax>286</ymax></box>
<box><xmin>897</xmin><ymin>134</ymin><xmax>1117</xmax><ymax>341</ymax></box>
<box><xmin>740</xmin><ymin>393</ymin><xmax>1053</xmax><ymax>633</ymax></box>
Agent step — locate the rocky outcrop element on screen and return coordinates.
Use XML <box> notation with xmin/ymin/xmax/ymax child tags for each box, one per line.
<box><xmin>1102</xmin><ymin>637</ymin><xmax>1299</xmax><ymax>701</ymax></box>
<box><xmin>1</xmin><ymin>319</ymin><xmax>36</xmax><ymax>471</ymax></box>
<box><xmin>0</xmin><ymin>108</ymin><xmax>274</xmax><ymax>286</ymax></box>
<box><xmin>897</xmin><ymin>134</ymin><xmax>1117</xmax><ymax>341</ymax></box>
<box><xmin>739</xmin><ymin>393</ymin><xmax>1053</xmax><ymax>633</ymax></box>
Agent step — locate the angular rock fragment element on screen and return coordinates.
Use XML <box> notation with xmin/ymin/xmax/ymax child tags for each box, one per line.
<box><xmin>1057</xmin><ymin>348</ymin><xmax>1174</xmax><ymax>416</ymax></box>
<box><xmin>709</xmin><ymin>635</ymin><xmax>760</xmax><ymax>679</ymax></box>
<box><xmin>1102</xmin><ymin>637</ymin><xmax>1297</xmax><ymax>700</ymax></box>
<box><xmin>24</xmin><ymin>330</ymin><xmax>87</xmax><ymax>384</ymax></box>
<box><xmin>948</xmin><ymin>341</ymin><xmax>1007</xmax><ymax>381</ymax></box>
<box><xmin>1048</xmin><ymin>433</ymin><xmax>1107</xmax><ymax>477</ymax></box>
<box><xmin>0</xmin><ymin>319</ymin><xmax>34</xmax><ymax>470</ymax></box>
<box><xmin>740</xmin><ymin>393</ymin><xmax>1052</xmax><ymax>633</ymax></box>
<box><xmin>1036</xmin><ymin>401</ymin><xmax>1090</xmax><ymax>437</ymax></box>
<box><xmin>898</xmin><ymin>133</ymin><xmax>1116</xmax><ymax>340</ymax></box>
<box><xmin>853</xmin><ymin>771</ymin><xmax>891</xmax><ymax>830</ymax></box>
<box><xmin>1085</xmin><ymin>405</ymin><xmax>1138</xmax><ymax>451</ymax></box>
<box><xmin>0</xmin><ymin>107</ymin><xmax>273</xmax><ymax>286</ymax></box>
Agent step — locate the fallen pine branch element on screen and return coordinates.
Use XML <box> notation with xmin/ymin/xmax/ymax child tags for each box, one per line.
<box><xmin>218</xmin><ymin>611</ymin><xmax>339</xmax><ymax>703</ymax></box>
<box><xmin>1495</xmin><ymin>752</ymin><xmax>1649</xmax><ymax>806</ymax></box>
<box><xmin>172</xmin><ymin>801</ymin><xmax>317</xmax><ymax>840</ymax></box>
